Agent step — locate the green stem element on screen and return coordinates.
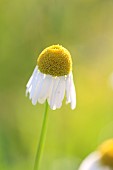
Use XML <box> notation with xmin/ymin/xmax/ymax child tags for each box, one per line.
<box><xmin>33</xmin><ymin>101</ymin><xmax>48</xmax><ymax>170</ymax></box>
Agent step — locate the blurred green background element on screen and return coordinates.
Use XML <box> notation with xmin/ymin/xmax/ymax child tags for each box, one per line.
<box><xmin>0</xmin><ymin>0</ymin><xmax>113</xmax><ymax>169</ymax></box>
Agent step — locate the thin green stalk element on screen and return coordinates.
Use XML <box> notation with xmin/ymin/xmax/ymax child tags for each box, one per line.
<box><xmin>33</xmin><ymin>100</ymin><xmax>48</xmax><ymax>170</ymax></box>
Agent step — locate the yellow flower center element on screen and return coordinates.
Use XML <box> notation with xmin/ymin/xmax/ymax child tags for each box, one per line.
<box><xmin>37</xmin><ymin>45</ymin><xmax>72</xmax><ymax>76</ymax></box>
<box><xmin>99</xmin><ymin>139</ymin><xmax>113</xmax><ymax>167</ymax></box>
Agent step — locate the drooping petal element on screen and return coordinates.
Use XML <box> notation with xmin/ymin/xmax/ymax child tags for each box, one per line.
<box><xmin>49</xmin><ymin>77</ymin><xmax>60</xmax><ymax>110</ymax></box>
<box><xmin>47</xmin><ymin>78</ymin><xmax>54</xmax><ymax>105</ymax></box>
<box><xmin>70</xmin><ymin>73</ymin><xmax>76</xmax><ymax>110</ymax></box>
<box><xmin>26</xmin><ymin>66</ymin><xmax>38</xmax><ymax>89</ymax></box>
<box><xmin>65</xmin><ymin>74</ymin><xmax>71</xmax><ymax>104</ymax></box>
<box><xmin>29</xmin><ymin>72</ymin><xmax>42</xmax><ymax>100</ymax></box>
<box><xmin>65</xmin><ymin>72</ymin><xmax>76</xmax><ymax>109</ymax></box>
<box><xmin>26</xmin><ymin>70</ymin><xmax>40</xmax><ymax>98</ymax></box>
<box><xmin>26</xmin><ymin>67</ymin><xmax>39</xmax><ymax>96</ymax></box>
<box><xmin>31</xmin><ymin>73</ymin><xmax>45</xmax><ymax>105</ymax></box>
<box><xmin>38</xmin><ymin>75</ymin><xmax>53</xmax><ymax>104</ymax></box>
<box><xmin>55</xmin><ymin>76</ymin><xmax>65</xmax><ymax>109</ymax></box>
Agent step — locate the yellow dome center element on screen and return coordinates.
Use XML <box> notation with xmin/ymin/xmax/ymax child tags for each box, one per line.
<box><xmin>37</xmin><ymin>45</ymin><xmax>72</xmax><ymax>76</ymax></box>
<box><xmin>99</xmin><ymin>139</ymin><xmax>113</xmax><ymax>167</ymax></box>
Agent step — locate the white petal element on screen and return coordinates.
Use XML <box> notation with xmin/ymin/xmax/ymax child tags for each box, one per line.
<box><xmin>55</xmin><ymin>76</ymin><xmax>65</xmax><ymax>109</ymax></box>
<box><xmin>26</xmin><ymin>66</ymin><xmax>38</xmax><ymax>88</ymax></box>
<box><xmin>38</xmin><ymin>75</ymin><xmax>53</xmax><ymax>104</ymax></box>
<box><xmin>26</xmin><ymin>76</ymin><xmax>38</xmax><ymax>98</ymax></box>
<box><xmin>31</xmin><ymin>73</ymin><xmax>45</xmax><ymax>105</ymax></box>
<box><xmin>70</xmin><ymin>84</ymin><xmax>76</xmax><ymax>109</ymax></box>
<box><xmin>26</xmin><ymin>67</ymin><xmax>38</xmax><ymax>96</ymax></box>
<box><xmin>65</xmin><ymin>72</ymin><xmax>76</xmax><ymax>109</ymax></box>
<box><xmin>29</xmin><ymin>71</ymin><xmax>42</xmax><ymax>100</ymax></box>
<box><xmin>47</xmin><ymin>78</ymin><xmax>54</xmax><ymax>105</ymax></box>
<box><xmin>65</xmin><ymin>74</ymin><xmax>71</xmax><ymax>104</ymax></box>
<box><xmin>50</xmin><ymin>77</ymin><xmax>60</xmax><ymax>110</ymax></box>
<box><xmin>70</xmin><ymin>73</ymin><xmax>76</xmax><ymax>110</ymax></box>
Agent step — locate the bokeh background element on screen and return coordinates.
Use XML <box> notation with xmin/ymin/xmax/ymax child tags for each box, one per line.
<box><xmin>0</xmin><ymin>0</ymin><xmax>113</xmax><ymax>169</ymax></box>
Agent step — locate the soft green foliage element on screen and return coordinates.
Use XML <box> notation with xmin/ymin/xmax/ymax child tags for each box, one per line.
<box><xmin>0</xmin><ymin>0</ymin><xmax>113</xmax><ymax>169</ymax></box>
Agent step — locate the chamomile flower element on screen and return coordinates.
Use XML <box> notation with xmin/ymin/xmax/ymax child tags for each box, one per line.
<box><xmin>26</xmin><ymin>45</ymin><xmax>76</xmax><ymax>110</ymax></box>
<box><xmin>78</xmin><ymin>139</ymin><xmax>113</xmax><ymax>170</ymax></box>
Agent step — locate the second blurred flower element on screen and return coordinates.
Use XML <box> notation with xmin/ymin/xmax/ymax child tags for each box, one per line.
<box><xmin>78</xmin><ymin>139</ymin><xmax>113</xmax><ymax>170</ymax></box>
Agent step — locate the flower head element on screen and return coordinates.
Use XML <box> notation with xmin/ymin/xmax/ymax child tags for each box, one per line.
<box><xmin>26</xmin><ymin>44</ymin><xmax>76</xmax><ymax>110</ymax></box>
<box><xmin>78</xmin><ymin>139</ymin><xmax>113</xmax><ymax>170</ymax></box>
<box><xmin>38</xmin><ymin>45</ymin><xmax>72</xmax><ymax>76</ymax></box>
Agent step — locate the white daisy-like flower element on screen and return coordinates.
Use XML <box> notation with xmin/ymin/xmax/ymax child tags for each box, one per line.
<box><xmin>26</xmin><ymin>45</ymin><xmax>76</xmax><ymax>110</ymax></box>
<box><xmin>78</xmin><ymin>139</ymin><xmax>113</xmax><ymax>170</ymax></box>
